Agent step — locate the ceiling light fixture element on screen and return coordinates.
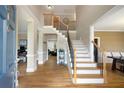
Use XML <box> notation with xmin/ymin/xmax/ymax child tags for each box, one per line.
<box><xmin>47</xmin><ymin>5</ymin><xmax>53</xmax><ymax>9</ymax></box>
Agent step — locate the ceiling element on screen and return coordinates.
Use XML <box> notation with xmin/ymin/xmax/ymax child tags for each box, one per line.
<box><xmin>94</xmin><ymin>6</ymin><xmax>124</xmax><ymax>31</ymax></box>
<box><xmin>41</xmin><ymin>5</ymin><xmax>76</xmax><ymax>15</ymax></box>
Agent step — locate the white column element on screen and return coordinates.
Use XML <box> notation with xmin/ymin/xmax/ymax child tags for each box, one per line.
<box><xmin>26</xmin><ymin>18</ymin><xmax>37</xmax><ymax>72</ymax></box>
<box><xmin>90</xmin><ymin>25</ymin><xmax>94</xmax><ymax>62</ymax></box>
<box><xmin>38</xmin><ymin>30</ymin><xmax>43</xmax><ymax>64</ymax></box>
<box><xmin>56</xmin><ymin>33</ymin><xmax>61</xmax><ymax>64</ymax></box>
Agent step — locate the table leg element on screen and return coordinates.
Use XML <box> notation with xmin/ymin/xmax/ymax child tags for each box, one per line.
<box><xmin>112</xmin><ymin>59</ymin><xmax>117</xmax><ymax>70</ymax></box>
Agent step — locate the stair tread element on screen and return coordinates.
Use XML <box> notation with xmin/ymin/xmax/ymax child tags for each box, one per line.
<box><xmin>76</xmin><ymin>62</ymin><xmax>96</xmax><ymax>64</ymax></box>
<box><xmin>76</xmin><ymin>56</ymin><xmax>90</xmax><ymax>58</ymax></box>
<box><xmin>76</xmin><ymin>52</ymin><xmax>89</xmax><ymax>54</ymax></box>
<box><xmin>72</xmin><ymin>43</ymin><xmax>84</xmax><ymax>46</ymax></box>
<box><xmin>76</xmin><ymin>67</ymin><xmax>98</xmax><ymax>70</ymax></box>
<box><xmin>76</xmin><ymin>74</ymin><xmax>103</xmax><ymax>78</ymax></box>
<box><xmin>71</xmin><ymin>67</ymin><xmax>99</xmax><ymax>70</ymax></box>
<box><xmin>76</xmin><ymin>51</ymin><xmax>88</xmax><ymax>52</ymax></box>
<box><xmin>75</xmin><ymin>48</ymin><xmax>87</xmax><ymax>49</ymax></box>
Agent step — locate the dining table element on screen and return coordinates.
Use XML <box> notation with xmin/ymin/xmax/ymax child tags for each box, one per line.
<box><xmin>107</xmin><ymin>56</ymin><xmax>124</xmax><ymax>72</ymax></box>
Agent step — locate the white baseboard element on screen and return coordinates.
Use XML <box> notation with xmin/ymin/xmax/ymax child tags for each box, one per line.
<box><xmin>26</xmin><ymin>68</ymin><xmax>36</xmax><ymax>72</ymax></box>
<box><xmin>16</xmin><ymin>80</ymin><xmax>19</xmax><ymax>88</ymax></box>
<box><xmin>38</xmin><ymin>60</ymin><xmax>44</xmax><ymax>64</ymax></box>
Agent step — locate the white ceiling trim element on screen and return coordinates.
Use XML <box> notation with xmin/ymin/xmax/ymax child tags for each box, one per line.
<box><xmin>95</xmin><ymin>29</ymin><xmax>124</xmax><ymax>32</ymax></box>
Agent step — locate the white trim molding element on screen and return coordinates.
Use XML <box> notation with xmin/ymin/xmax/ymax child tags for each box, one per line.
<box><xmin>38</xmin><ymin>51</ymin><xmax>44</xmax><ymax>64</ymax></box>
<box><xmin>90</xmin><ymin>25</ymin><xmax>94</xmax><ymax>62</ymax></box>
<box><xmin>95</xmin><ymin>29</ymin><xmax>124</xmax><ymax>32</ymax></box>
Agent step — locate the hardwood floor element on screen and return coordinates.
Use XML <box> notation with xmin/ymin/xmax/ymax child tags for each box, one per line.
<box><xmin>18</xmin><ymin>56</ymin><xmax>124</xmax><ymax>88</ymax></box>
<box><xmin>18</xmin><ymin>56</ymin><xmax>72</xmax><ymax>87</ymax></box>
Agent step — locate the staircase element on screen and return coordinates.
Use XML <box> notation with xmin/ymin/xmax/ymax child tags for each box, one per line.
<box><xmin>43</xmin><ymin>13</ymin><xmax>105</xmax><ymax>84</ymax></box>
<box><xmin>43</xmin><ymin>26</ymin><xmax>104</xmax><ymax>84</ymax></box>
<box><xmin>71</xmin><ymin>40</ymin><xmax>104</xmax><ymax>84</ymax></box>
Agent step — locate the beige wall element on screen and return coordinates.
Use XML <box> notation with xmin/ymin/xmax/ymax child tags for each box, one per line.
<box><xmin>95</xmin><ymin>32</ymin><xmax>124</xmax><ymax>51</ymax></box>
<box><xmin>76</xmin><ymin>5</ymin><xmax>114</xmax><ymax>44</ymax></box>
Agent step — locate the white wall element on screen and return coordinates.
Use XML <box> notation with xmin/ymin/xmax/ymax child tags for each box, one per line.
<box><xmin>18</xmin><ymin>5</ymin><xmax>44</xmax><ymax>34</ymax></box>
<box><xmin>76</xmin><ymin>5</ymin><xmax>114</xmax><ymax>44</ymax></box>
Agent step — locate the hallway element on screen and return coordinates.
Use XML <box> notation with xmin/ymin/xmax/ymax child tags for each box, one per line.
<box><xmin>18</xmin><ymin>56</ymin><xmax>72</xmax><ymax>87</ymax></box>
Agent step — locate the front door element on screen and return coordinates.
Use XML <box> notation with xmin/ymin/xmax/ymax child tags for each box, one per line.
<box><xmin>0</xmin><ymin>5</ymin><xmax>16</xmax><ymax>88</ymax></box>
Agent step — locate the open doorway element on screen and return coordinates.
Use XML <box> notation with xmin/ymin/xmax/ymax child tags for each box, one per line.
<box><xmin>47</xmin><ymin>40</ymin><xmax>57</xmax><ymax>57</ymax></box>
<box><xmin>17</xmin><ymin>25</ymin><xmax>27</xmax><ymax>77</ymax></box>
<box><xmin>43</xmin><ymin>34</ymin><xmax>57</xmax><ymax>63</ymax></box>
<box><xmin>47</xmin><ymin>40</ymin><xmax>57</xmax><ymax>64</ymax></box>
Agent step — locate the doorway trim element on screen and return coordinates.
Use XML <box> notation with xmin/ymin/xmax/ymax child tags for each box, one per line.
<box><xmin>47</xmin><ymin>39</ymin><xmax>57</xmax><ymax>60</ymax></box>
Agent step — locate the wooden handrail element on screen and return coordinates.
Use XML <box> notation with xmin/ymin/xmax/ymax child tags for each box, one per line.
<box><xmin>74</xmin><ymin>48</ymin><xmax>77</xmax><ymax>83</ymax></box>
<box><xmin>91</xmin><ymin>40</ymin><xmax>107</xmax><ymax>83</ymax></box>
<box><xmin>59</xmin><ymin>20</ymin><xmax>68</xmax><ymax>28</ymax></box>
<box><xmin>91</xmin><ymin>41</ymin><xmax>101</xmax><ymax>51</ymax></box>
<box><xmin>52</xmin><ymin>15</ymin><xmax>69</xmax><ymax>30</ymax></box>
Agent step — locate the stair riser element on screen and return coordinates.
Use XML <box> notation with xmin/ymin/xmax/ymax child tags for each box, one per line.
<box><xmin>76</xmin><ymin>51</ymin><xmax>89</xmax><ymax>54</ymax></box>
<box><xmin>76</xmin><ymin>54</ymin><xmax>90</xmax><ymax>57</ymax></box>
<box><xmin>75</xmin><ymin>47</ymin><xmax>87</xmax><ymax>49</ymax></box>
<box><xmin>75</xmin><ymin>49</ymin><xmax>88</xmax><ymax>51</ymax></box>
<box><xmin>73</xmin><ymin>44</ymin><xmax>85</xmax><ymax>46</ymax></box>
<box><xmin>72</xmin><ymin>42</ymin><xmax>83</xmax><ymax>43</ymax></box>
<box><xmin>73</xmin><ymin>78</ymin><xmax>104</xmax><ymax>84</ymax></box>
<box><xmin>73</xmin><ymin>43</ymin><xmax>87</xmax><ymax>46</ymax></box>
<box><xmin>72</xmin><ymin>40</ymin><xmax>82</xmax><ymax>42</ymax></box>
<box><xmin>71</xmin><ymin>63</ymin><xmax>97</xmax><ymax>67</ymax></box>
<box><xmin>77</xmin><ymin>64</ymin><xmax>97</xmax><ymax>67</ymax></box>
<box><xmin>72</xmin><ymin>70</ymin><xmax>101</xmax><ymax>74</ymax></box>
<box><xmin>76</xmin><ymin>52</ymin><xmax>89</xmax><ymax>55</ymax></box>
<box><xmin>76</xmin><ymin>58</ymin><xmax>91</xmax><ymax>62</ymax></box>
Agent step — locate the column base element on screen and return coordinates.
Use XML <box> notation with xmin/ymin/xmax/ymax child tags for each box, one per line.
<box><xmin>26</xmin><ymin>54</ymin><xmax>37</xmax><ymax>72</ymax></box>
<box><xmin>26</xmin><ymin>68</ymin><xmax>36</xmax><ymax>72</ymax></box>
